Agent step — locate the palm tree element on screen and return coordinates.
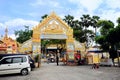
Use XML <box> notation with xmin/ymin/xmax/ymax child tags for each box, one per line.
<box><xmin>63</xmin><ymin>15</ymin><xmax>74</xmax><ymax>28</ymax></box>
<box><xmin>91</xmin><ymin>16</ymin><xmax>100</xmax><ymax>36</ymax></box>
<box><xmin>80</xmin><ymin>14</ymin><xmax>91</xmax><ymax>29</ymax></box>
<box><xmin>80</xmin><ymin>14</ymin><xmax>93</xmax><ymax>50</ymax></box>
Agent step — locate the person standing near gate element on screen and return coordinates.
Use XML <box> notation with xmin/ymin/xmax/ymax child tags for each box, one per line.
<box><xmin>56</xmin><ymin>50</ymin><xmax>60</xmax><ymax>66</ymax></box>
<box><xmin>46</xmin><ymin>53</ymin><xmax>50</xmax><ymax>64</ymax></box>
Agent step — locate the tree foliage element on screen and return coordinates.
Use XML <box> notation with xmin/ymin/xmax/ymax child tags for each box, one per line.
<box><xmin>91</xmin><ymin>16</ymin><xmax>100</xmax><ymax>35</ymax></box>
<box><xmin>63</xmin><ymin>15</ymin><xmax>74</xmax><ymax>28</ymax></box>
<box><xmin>95</xmin><ymin>20</ymin><xmax>114</xmax><ymax>51</ymax></box>
<box><xmin>40</xmin><ymin>14</ymin><xmax>48</xmax><ymax>22</ymax></box>
<box><xmin>97</xmin><ymin>20</ymin><xmax>114</xmax><ymax>35</ymax></box>
<box><xmin>79</xmin><ymin>14</ymin><xmax>95</xmax><ymax>48</ymax></box>
<box><xmin>95</xmin><ymin>18</ymin><xmax>120</xmax><ymax>59</ymax></box>
<box><xmin>15</xmin><ymin>26</ymin><xmax>33</xmax><ymax>43</ymax></box>
<box><xmin>117</xmin><ymin>17</ymin><xmax>120</xmax><ymax>24</ymax></box>
<box><xmin>63</xmin><ymin>14</ymin><xmax>98</xmax><ymax>48</ymax></box>
<box><xmin>80</xmin><ymin>14</ymin><xmax>91</xmax><ymax>28</ymax></box>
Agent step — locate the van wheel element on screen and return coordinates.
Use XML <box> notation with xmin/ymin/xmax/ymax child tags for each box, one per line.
<box><xmin>21</xmin><ymin>69</ymin><xmax>28</xmax><ymax>76</ymax></box>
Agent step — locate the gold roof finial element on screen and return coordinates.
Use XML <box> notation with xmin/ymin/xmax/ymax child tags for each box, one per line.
<box><xmin>50</xmin><ymin>11</ymin><xmax>56</xmax><ymax>16</ymax></box>
<box><xmin>5</xmin><ymin>26</ymin><xmax>8</xmax><ymax>38</ymax></box>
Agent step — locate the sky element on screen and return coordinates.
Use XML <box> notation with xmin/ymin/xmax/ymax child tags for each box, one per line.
<box><xmin>0</xmin><ymin>0</ymin><xmax>120</xmax><ymax>39</ymax></box>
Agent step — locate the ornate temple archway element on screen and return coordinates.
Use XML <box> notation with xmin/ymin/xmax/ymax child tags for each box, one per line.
<box><xmin>32</xmin><ymin>12</ymin><xmax>75</xmax><ymax>61</ymax></box>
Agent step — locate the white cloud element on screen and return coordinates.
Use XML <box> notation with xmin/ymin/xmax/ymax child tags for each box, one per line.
<box><xmin>9</xmin><ymin>34</ymin><xmax>17</xmax><ymax>40</ymax></box>
<box><xmin>70</xmin><ymin>9</ymin><xmax>85</xmax><ymax>19</ymax></box>
<box><xmin>67</xmin><ymin>0</ymin><xmax>104</xmax><ymax>21</ymax></box>
<box><xmin>0</xmin><ymin>18</ymin><xmax>39</xmax><ymax>39</ymax></box>
<box><xmin>68</xmin><ymin>0</ymin><xmax>120</xmax><ymax>26</ymax></box>
<box><xmin>0</xmin><ymin>15</ymin><xmax>12</xmax><ymax>22</ymax></box>
<box><xmin>69</xmin><ymin>0</ymin><xmax>103</xmax><ymax>12</ymax></box>
<box><xmin>106</xmin><ymin>0</ymin><xmax>120</xmax><ymax>9</ymax></box>
<box><xmin>79</xmin><ymin>0</ymin><xmax>103</xmax><ymax>11</ymax></box>
<box><xmin>0</xmin><ymin>23</ymin><xmax>4</xmax><ymax>28</ymax></box>
<box><xmin>30</xmin><ymin>0</ymin><xmax>60</xmax><ymax>8</ymax></box>
<box><xmin>4</xmin><ymin>18</ymin><xmax>39</xmax><ymax>29</ymax></box>
<box><xmin>28</xmin><ymin>12</ymin><xmax>41</xmax><ymax>18</ymax></box>
<box><xmin>49</xmin><ymin>1</ymin><xmax>60</xmax><ymax>7</ymax></box>
<box><xmin>100</xmin><ymin>10</ymin><xmax>120</xmax><ymax>25</ymax></box>
<box><xmin>30</xmin><ymin>0</ymin><xmax>45</xmax><ymax>6</ymax></box>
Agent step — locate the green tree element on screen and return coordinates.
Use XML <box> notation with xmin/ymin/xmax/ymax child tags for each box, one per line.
<box><xmin>40</xmin><ymin>14</ymin><xmax>48</xmax><ymax>22</ymax></box>
<box><xmin>63</xmin><ymin>14</ymin><xmax>94</xmax><ymax>48</ymax></box>
<box><xmin>63</xmin><ymin>15</ymin><xmax>82</xmax><ymax>40</ymax></box>
<box><xmin>95</xmin><ymin>36</ymin><xmax>109</xmax><ymax>51</ymax></box>
<box><xmin>97</xmin><ymin>20</ymin><xmax>114</xmax><ymax>35</ymax></box>
<box><xmin>80</xmin><ymin>14</ymin><xmax>92</xmax><ymax>29</ymax></box>
<box><xmin>91</xmin><ymin>16</ymin><xmax>100</xmax><ymax>36</ymax></box>
<box><xmin>96</xmin><ymin>20</ymin><xmax>114</xmax><ymax>50</ymax></box>
<box><xmin>15</xmin><ymin>26</ymin><xmax>33</xmax><ymax>43</ymax></box>
<box><xmin>63</xmin><ymin>15</ymin><xmax>74</xmax><ymax>28</ymax></box>
<box><xmin>95</xmin><ymin>20</ymin><xmax>118</xmax><ymax>63</ymax></box>
<box><xmin>72</xmin><ymin>20</ymin><xmax>83</xmax><ymax>43</ymax></box>
<box><xmin>80</xmin><ymin>14</ymin><xmax>94</xmax><ymax>49</ymax></box>
<box><xmin>117</xmin><ymin>17</ymin><xmax>120</xmax><ymax>24</ymax></box>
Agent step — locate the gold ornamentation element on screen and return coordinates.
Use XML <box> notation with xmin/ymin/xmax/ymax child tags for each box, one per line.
<box><xmin>32</xmin><ymin>12</ymin><xmax>74</xmax><ymax>55</ymax></box>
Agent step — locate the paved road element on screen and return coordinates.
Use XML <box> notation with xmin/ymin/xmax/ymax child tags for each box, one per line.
<box><xmin>0</xmin><ymin>62</ymin><xmax>120</xmax><ymax>80</ymax></box>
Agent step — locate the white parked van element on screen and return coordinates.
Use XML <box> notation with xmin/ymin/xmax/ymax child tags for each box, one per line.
<box><xmin>0</xmin><ymin>54</ymin><xmax>31</xmax><ymax>75</ymax></box>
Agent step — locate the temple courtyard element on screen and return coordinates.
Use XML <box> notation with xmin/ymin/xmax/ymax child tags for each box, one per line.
<box><xmin>0</xmin><ymin>61</ymin><xmax>120</xmax><ymax>80</ymax></box>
